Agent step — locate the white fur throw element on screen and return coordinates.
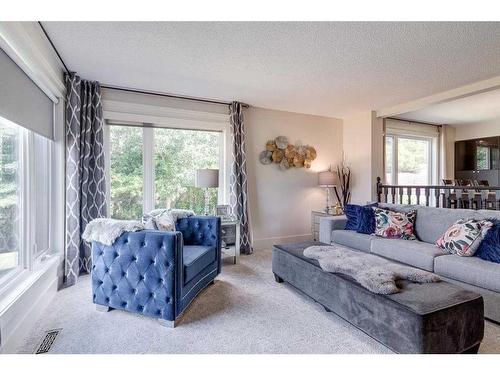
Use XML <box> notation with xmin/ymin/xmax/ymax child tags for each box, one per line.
<box><xmin>82</xmin><ymin>218</ymin><xmax>145</xmax><ymax>246</ymax></box>
<box><xmin>169</xmin><ymin>209</ymin><xmax>195</xmax><ymax>221</ymax></box>
<box><xmin>303</xmin><ymin>245</ymin><xmax>440</xmax><ymax>295</ymax></box>
<box><xmin>143</xmin><ymin>208</ymin><xmax>195</xmax><ymax>231</ymax></box>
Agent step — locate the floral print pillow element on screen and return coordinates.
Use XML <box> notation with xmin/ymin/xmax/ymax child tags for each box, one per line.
<box><xmin>435</xmin><ymin>219</ymin><xmax>493</xmax><ymax>256</ymax></box>
<box><xmin>373</xmin><ymin>208</ymin><xmax>417</xmax><ymax>240</ymax></box>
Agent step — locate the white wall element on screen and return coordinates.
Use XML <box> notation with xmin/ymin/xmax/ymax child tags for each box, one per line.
<box><xmin>343</xmin><ymin>112</ymin><xmax>372</xmax><ymax>203</ymax></box>
<box><xmin>454</xmin><ymin>119</ymin><xmax>500</xmax><ymax>141</ymax></box>
<box><xmin>443</xmin><ymin>125</ymin><xmax>456</xmax><ymax>180</ymax></box>
<box><xmin>244</xmin><ymin>107</ymin><xmax>343</xmax><ymax>250</ymax></box>
<box><xmin>342</xmin><ymin>111</ymin><xmax>383</xmax><ymax>204</ymax></box>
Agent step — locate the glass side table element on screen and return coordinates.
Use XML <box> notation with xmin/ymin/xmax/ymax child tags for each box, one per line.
<box><xmin>221</xmin><ymin>219</ymin><xmax>240</xmax><ymax>264</ymax></box>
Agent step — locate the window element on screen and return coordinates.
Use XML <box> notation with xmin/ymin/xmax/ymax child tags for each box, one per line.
<box><xmin>493</xmin><ymin>148</ymin><xmax>499</xmax><ymax>170</ymax></box>
<box><xmin>0</xmin><ymin>117</ymin><xmax>52</xmax><ymax>286</ymax></box>
<box><xmin>108</xmin><ymin>124</ymin><xmax>223</xmax><ymax>219</ymax></box>
<box><xmin>385</xmin><ymin>135</ymin><xmax>434</xmax><ymax>185</ymax></box>
<box><xmin>154</xmin><ymin>128</ymin><xmax>220</xmax><ymax>214</ymax></box>
<box><xmin>0</xmin><ymin>120</ymin><xmax>22</xmax><ymax>280</ymax></box>
<box><xmin>109</xmin><ymin>126</ymin><xmax>143</xmax><ymax>219</ymax></box>
<box><xmin>0</xmin><ymin>47</ymin><xmax>56</xmax><ymax>292</ymax></box>
<box><xmin>384</xmin><ymin>118</ymin><xmax>439</xmax><ymax>188</ymax></box>
<box><xmin>385</xmin><ymin>136</ymin><xmax>393</xmax><ymax>184</ymax></box>
<box><xmin>396</xmin><ymin>137</ymin><xmax>431</xmax><ymax>185</ymax></box>
<box><xmin>385</xmin><ymin>135</ymin><xmax>435</xmax><ymax>204</ymax></box>
<box><xmin>476</xmin><ymin>146</ymin><xmax>489</xmax><ymax>170</ymax></box>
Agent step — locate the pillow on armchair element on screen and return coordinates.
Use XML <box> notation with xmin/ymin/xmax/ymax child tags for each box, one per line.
<box><xmin>142</xmin><ymin>208</ymin><xmax>195</xmax><ymax>231</ymax></box>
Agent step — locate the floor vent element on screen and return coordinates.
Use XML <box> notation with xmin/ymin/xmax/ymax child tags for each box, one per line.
<box><xmin>35</xmin><ymin>329</ymin><xmax>61</xmax><ymax>354</ymax></box>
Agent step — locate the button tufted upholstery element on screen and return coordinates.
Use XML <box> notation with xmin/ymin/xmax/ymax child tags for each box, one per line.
<box><xmin>91</xmin><ymin>216</ymin><xmax>221</xmax><ymax>324</ymax></box>
<box><xmin>177</xmin><ymin>216</ymin><xmax>222</xmax><ymax>274</ymax></box>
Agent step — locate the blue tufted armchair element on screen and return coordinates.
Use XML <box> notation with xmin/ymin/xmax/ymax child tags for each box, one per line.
<box><xmin>91</xmin><ymin>216</ymin><xmax>221</xmax><ymax>327</ymax></box>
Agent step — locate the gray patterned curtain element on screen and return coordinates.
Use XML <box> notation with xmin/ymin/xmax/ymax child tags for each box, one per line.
<box><xmin>229</xmin><ymin>102</ymin><xmax>253</xmax><ymax>254</ymax></box>
<box><xmin>65</xmin><ymin>73</ymin><xmax>106</xmax><ymax>286</ymax></box>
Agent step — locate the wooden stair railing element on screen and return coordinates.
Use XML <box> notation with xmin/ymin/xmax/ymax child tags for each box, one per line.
<box><xmin>376</xmin><ymin>177</ymin><xmax>500</xmax><ymax>210</ymax></box>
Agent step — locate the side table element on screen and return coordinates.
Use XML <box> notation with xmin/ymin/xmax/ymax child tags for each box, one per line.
<box><xmin>311</xmin><ymin>210</ymin><xmax>343</xmax><ymax>241</ymax></box>
<box><xmin>221</xmin><ymin>220</ymin><xmax>240</xmax><ymax>264</ymax></box>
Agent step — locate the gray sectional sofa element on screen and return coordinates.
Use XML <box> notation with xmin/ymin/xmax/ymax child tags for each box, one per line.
<box><xmin>319</xmin><ymin>203</ymin><xmax>500</xmax><ymax>323</ymax></box>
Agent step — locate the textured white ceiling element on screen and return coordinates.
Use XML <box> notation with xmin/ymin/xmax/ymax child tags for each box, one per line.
<box><xmin>398</xmin><ymin>88</ymin><xmax>500</xmax><ymax>126</ymax></box>
<box><xmin>43</xmin><ymin>22</ymin><xmax>500</xmax><ymax>118</ymax></box>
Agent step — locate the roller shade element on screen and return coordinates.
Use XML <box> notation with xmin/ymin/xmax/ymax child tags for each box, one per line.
<box><xmin>385</xmin><ymin>118</ymin><xmax>439</xmax><ymax>137</ymax></box>
<box><xmin>0</xmin><ymin>48</ymin><xmax>54</xmax><ymax>139</ymax></box>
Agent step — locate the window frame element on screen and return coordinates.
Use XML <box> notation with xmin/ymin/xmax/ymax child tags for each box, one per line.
<box><xmin>28</xmin><ymin>130</ymin><xmax>53</xmax><ymax>262</ymax></box>
<box><xmin>384</xmin><ymin>132</ymin><xmax>437</xmax><ymax>186</ymax></box>
<box><xmin>102</xmin><ymin>101</ymin><xmax>231</xmax><ymax>218</ymax></box>
<box><xmin>0</xmin><ymin>116</ymin><xmax>53</xmax><ymax>290</ymax></box>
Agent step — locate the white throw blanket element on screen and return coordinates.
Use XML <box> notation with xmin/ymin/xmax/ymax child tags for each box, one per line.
<box><xmin>143</xmin><ymin>208</ymin><xmax>195</xmax><ymax>231</ymax></box>
<box><xmin>303</xmin><ymin>245</ymin><xmax>440</xmax><ymax>295</ymax></box>
<box><xmin>82</xmin><ymin>218</ymin><xmax>145</xmax><ymax>246</ymax></box>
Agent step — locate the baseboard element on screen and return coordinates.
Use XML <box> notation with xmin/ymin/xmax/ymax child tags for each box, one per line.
<box><xmin>0</xmin><ymin>257</ymin><xmax>59</xmax><ymax>353</ymax></box>
<box><xmin>252</xmin><ymin>234</ymin><xmax>313</xmax><ymax>250</ymax></box>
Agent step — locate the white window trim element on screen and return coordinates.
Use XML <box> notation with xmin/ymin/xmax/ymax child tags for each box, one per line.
<box><xmin>28</xmin><ymin>130</ymin><xmax>53</xmax><ymax>263</ymax></box>
<box><xmin>385</xmin><ymin>132</ymin><xmax>438</xmax><ymax>186</ymax></box>
<box><xmin>0</xmin><ymin>115</ymin><xmax>55</xmax><ymax>293</ymax></box>
<box><xmin>103</xmin><ymin>100</ymin><xmax>231</xmax><ymax>217</ymax></box>
<box><xmin>143</xmin><ymin>126</ymin><xmax>155</xmax><ymax>214</ymax></box>
<box><xmin>103</xmin><ymin>124</ymin><xmax>111</xmax><ymax>217</ymax></box>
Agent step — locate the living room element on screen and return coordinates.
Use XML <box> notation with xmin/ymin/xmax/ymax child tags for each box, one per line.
<box><xmin>1</xmin><ymin>1</ymin><xmax>500</xmax><ymax>372</ymax></box>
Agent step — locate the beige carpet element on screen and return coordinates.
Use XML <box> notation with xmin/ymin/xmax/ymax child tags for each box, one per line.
<box><xmin>15</xmin><ymin>249</ymin><xmax>500</xmax><ymax>354</ymax></box>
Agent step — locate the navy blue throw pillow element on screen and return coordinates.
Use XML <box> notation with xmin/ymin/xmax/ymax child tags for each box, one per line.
<box><xmin>344</xmin><ymin>204</ymin><xmax>360</xmax><ymax>230</ymax></box>
<box><xmin>357</xmin><ymin>205</ymin><xmax>377</xmax><ymax>234</ymax></box>
<box><xmin>475</xmin><ymin>218</ymin><xmax>500</xmax><ymax>264</ymax></box>
<box><xmin>344</xmin><ymin>203</ymin><xmax>378</xmax><ymax>232</ymax></box>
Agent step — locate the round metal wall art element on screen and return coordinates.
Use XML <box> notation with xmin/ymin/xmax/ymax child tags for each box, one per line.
<box><xmin>280</xmin><ymin>158</ymin><xmax>290</xmax><ymax>170</ymax></box>
<box><xmin>272</xmin><ymin>149</ymin><xmax>284</xmax><ymax>163</ymax></box>
<box><xmin>275</xmin><ymin>136</ymin><xmax>289</xmax><ymax>149</ymax></box>
<box><xmin>266</xmin><ymin>140</ymin><xmax>276</xmax><ymax>152</ymax></box>
<box><xmin>305</xmin><ymin>146</ymin><xmax>317</xmax><ymax>161</ymax></box>
<box><xmin>259</xmin><ymin>150</ymin><xmax>273</xmax><ymax>164</ymax></box>
<box><xmin>293</xmin><ymin>154</ymin><xmax>305</xmax><ymax>168</ymax></box>
<box><xmin>259</xmin><ymin>136</ymin><xmax>317</xmax><ymax>170</ymax></box>
<box><xmin>284</xmin><ymin>145</ymin><xmax>296</xmax><ymax>159</ymax></box>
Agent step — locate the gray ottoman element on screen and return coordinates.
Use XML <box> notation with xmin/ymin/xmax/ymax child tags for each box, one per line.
<box><xmin>272</xmin><ymin>242</ymin><xmax>484</xmax><ymax>354</ymax></box>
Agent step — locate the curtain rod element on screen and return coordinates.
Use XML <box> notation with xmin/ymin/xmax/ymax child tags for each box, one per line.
<box><xmin>38</xmin><ymin>21</ymin><xmax>249</xmax><ymax>109</ymax></box>
<box><xmin>100</xmin><ymin>84</ymin><xmax>249</xmax><ymax>108</ymax></box>
<box><xmin>387</xmin><ymin>117</ymin><xmax>443</xmax><ymax>127</ymax></box>
<box><xmin>38</xmin><ymin>21</ymin><xmax>71</xmax><ymax>74</ymax></box>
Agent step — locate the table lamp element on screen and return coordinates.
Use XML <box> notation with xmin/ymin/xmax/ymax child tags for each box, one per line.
<box><xmin>196</xmin><ymin>169</ymin><xmax>219</xmax><ymax>215</ymax></box>
<box><xmin>318</xmin><ymin>170</ymin><xmax>336</xmax><ymax>213</ymax></box>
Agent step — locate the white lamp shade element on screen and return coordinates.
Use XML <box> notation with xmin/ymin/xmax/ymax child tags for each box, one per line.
<box><xmin>196</xmin><ymin>169</ymin><xmax>219</xmax><ymax>188</ymax></box>
<box><xmin>318</xmin><ymin>171</ymin><xmax>336</xmax><ymax>187</ymax></box>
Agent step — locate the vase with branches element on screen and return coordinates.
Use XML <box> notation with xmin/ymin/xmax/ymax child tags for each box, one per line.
<box><xmin>332</xmin><ymin>156</ymin><xmax>351</xmax><ymax>211</ymax></box>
